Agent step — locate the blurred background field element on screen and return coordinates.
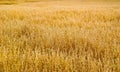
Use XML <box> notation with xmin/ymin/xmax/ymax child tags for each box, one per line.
<box><xmin>0</xmin><ymin>0</ymin><xmax>120</xmax><ymax>72</ymax></box>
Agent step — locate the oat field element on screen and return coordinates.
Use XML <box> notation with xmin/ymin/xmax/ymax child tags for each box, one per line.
<box><xmin>0</xmin><ymin>1</ymin><xmax>120</xmax><ymax>72</ymax></box>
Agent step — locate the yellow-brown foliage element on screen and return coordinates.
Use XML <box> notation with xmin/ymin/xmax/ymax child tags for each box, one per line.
<box><xmin>0</xmin><ymin>1</ymin><xmax>120</xmax><ymax>72</ymax></box>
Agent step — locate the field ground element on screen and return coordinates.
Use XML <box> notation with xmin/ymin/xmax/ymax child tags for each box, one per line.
<box><xmin>0</xmin><ymin>1</ymin><xmax>120</xmax><ymax>72</ymax></box>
